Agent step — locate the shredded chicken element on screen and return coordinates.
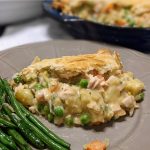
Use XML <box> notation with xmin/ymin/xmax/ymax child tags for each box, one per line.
<box><xmin>35</xmin><ymin>89</ymin><xmax>51</xmax><ymax>102</ymax></box>
<box><xmin>58</xmin><ymin>84</ymin><xmax>75</xmax><ymax>100</ymax></box>
<box><xmin>29</xmin><ymin>105</ymin><xmax>37</xmax><ymax>114</ymax></box>
<box><xmin>121</xmin><ymin>96</ymin><xmax>136</xmax><ymax>109</ymax></box>
<box><xmin>110</xmin><ymin>104</ymin><xmax>126</xmax><ymax>118</ymax></box>
<box><xmin>87</xmin><ymin>101</ymin><xmax>100</xmax><ymax>111</ymax></box>
<box><xmin>87</xmin><ymin>74</ymin><xmax>107</xmax><ymax>89</ymax></box>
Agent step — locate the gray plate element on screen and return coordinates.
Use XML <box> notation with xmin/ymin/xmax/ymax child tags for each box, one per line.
<box><xmin>0</xmin><ymin>40</ymin><xmax>150</xmax><ymax>150</ymax></box>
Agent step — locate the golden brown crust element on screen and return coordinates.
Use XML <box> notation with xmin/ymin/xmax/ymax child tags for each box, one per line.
<box><xmin>20</xmin><ymin>49</ymin><xmax>122</xmax><ymax>81</ymax></box>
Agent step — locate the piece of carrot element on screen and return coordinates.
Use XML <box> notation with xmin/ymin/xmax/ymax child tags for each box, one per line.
<box><xmin>115</xmin><ymin>19</ymin><xmax>127</xmax><ymax>26</ymax></box>
<box><xmin>102</xmin><ymin>3</ymin><xmax>114</xmax><ymax>13</ymax></box>
<box><xmin>85</xmin><ymin>140</ymin><xmax>107</xmax><ymax>150</ymax></box>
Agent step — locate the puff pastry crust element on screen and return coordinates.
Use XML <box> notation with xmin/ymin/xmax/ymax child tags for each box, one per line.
<box><xmin>20</xmin><ymin>49</ymin><xmax>122</xmax><ymax>81</ymax></box>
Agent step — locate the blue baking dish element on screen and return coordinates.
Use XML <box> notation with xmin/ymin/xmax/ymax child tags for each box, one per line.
<box><xmin>43</xmin><ymin>0</ymin><xmax>150</xmax><ymax>51</ymax></box>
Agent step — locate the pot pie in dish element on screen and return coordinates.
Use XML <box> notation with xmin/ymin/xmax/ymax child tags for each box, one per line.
<box><xmin>11</xmin><ymin>50</ymin><xmax>144</xmax><ymax>126</ymax></box>
<box><xmin>52</xmin><ymin>0</ymin><xmax>150</xmax><ymax>27</ymax></box>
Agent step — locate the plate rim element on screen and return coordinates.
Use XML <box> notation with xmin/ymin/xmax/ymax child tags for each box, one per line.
<box><xmin>0</xmin><ymin>40</ymin><xmax>150</xmax><ymax>61</ymax></box>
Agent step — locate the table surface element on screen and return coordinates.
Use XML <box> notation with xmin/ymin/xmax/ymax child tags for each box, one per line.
<box><xmin>0</xmin><ymin>17</ymin><xmax>73</xmax><ymax>52</ymax></box>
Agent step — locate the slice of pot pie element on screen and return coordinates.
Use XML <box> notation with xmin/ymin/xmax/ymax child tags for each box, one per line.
<box><xmin>11</xmin><ymin>50</ymin><xmax>144</xmax><ymax>126</ymax></box>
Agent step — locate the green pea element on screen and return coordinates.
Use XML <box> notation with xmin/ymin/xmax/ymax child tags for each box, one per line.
<box><xmin>128</xmin><ymin>19</ymin><xmax>135</xmax><ymax>27</ymax></box>
<box><xmin>13</xmin><ymin>75</ymin><xmax>23</xmax><ymax>84</ymax></box>
<box><xmin>37</xmin><ymin>103</ymin><xmax>45</xmax><ymax>112</ymax></box>
<box><xmin>65</xmin><ymin>116</ymin><xmax>74</xmax><ymax>127</ymax></box>
<box><xmin>43</xmin><ymin>105</ymin><xmax>50</xmax><ymax>115</ymax></box>
<box><xmin>34</xmin><ymin>83</ymin><xmax>44</xmax><ymax>91</ymax></box>
<box><xmin>79</xmin><ymin>79</ymin><xmax>88</xmax><ymax>88</ymax></box>
<box><xmin>80</xmin><ymin>113</ymin><xmax>91</xmax><ymax>125</ymax></box>
<box><xmin>135</xmin><ymin>92</ymin><xmax>144</xmax><ymax>101</ymax></box>
<box><xmin>123</xmin><ymin>9</ymin><xmax>135</xmax><ymax>27</ymax></box>
<box><xmin>54</xmin><ymin>106</ymin><xmax>64</xmax><ymax>117</ymax></box>
<box><xmin>140</xmin><ymin>92</ymin><xmax>144</xmax><ymax>99</ymax></box>
<box><xmin>47</xmin><ymin>113</ymin><xmax>54</xmax><ymax>122</ymax></box>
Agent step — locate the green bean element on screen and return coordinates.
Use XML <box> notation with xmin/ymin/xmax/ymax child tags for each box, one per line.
<box><xmin>0</xmin><ymin>129</ymin><xmax>17</xmax><ymax>150</ymax></box>
<box><xmin>17</xmin><ymin>144</ymin><xmax>31</xmax><ymax>150</ymax></box>
<box><xmin>0</xmin><ymin>123</ymin><xmax>5</xmax><ymax>127</ymax></box>
<box><xmin>7</xmin><ymin>129</ymin><xmax>32</xmax><ymax>150</ymax></box>
<box><xmin>0</xmin><ymin>94</ymin><xmax>5</xmax><ymax>106</ymax></box>
<box><xmin>16</xmin><ymin>103</ymin><xmax>68</xmax><ymax>150</ymax></box>
<box><xmin>0</xmin><ymin>112</ymin><xmax>10</xmax><ymax>122</ymax></box>
<box><xmin>0</xmin><ymin>117</ymin><xmax>16</xmax><ymax>128</ymax></box>
<box><xmin>19</xmin><ymin>101</ymin><xmax>70</xmax><ymax>148</ymax></box>
<box><xmin>3</xmin><ymin>104</ymin><xmax>45</xmax><ymax>149</ymax></box>
<box><xmin>0</xmin><ymin>87</ymin><xmax>5</xmax><ymax>107</ymax></box>
<box><xmin>2</xmin><ymin>79</ymin><xmax>70</xmax><ymax>150</ymax></box>
<box><xmin>0</xmin><ymin>142</ymin><xmax>9</xmax><ymax>150</ymax></box>
<box><xmin>0</xmin><ymin>78</ymin><xmax>4</xmax><ymax>92</ymax></box>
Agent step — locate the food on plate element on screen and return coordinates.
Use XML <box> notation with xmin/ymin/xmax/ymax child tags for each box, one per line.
<box><xmin>84</xmin><ymin>140</ymin><xmax>107</xmax><ymax>150</ymax></box>
<box><xmin>11</xmin><ymin>49</ymin><xmax>144</xmax><ymax>126</ymax></box>
<box><xmin>52</xmin><ymin>0</ymin><xmax>150</xmax><ymax>27</ymax></box>
<box><xmin>0</xmin><ymin>78</ymin><xmax>70</xmax><ymax>150</ymax></box>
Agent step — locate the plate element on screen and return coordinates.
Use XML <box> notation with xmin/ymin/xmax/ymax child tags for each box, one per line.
<box><xmin>43</xmin><ymin>0</ymin><xmax>150</xmax><ymax>51</ymax></box>
<box><xmin>0</xmin><ymin>40</ymin><xmax>150</xmax><ymax>150</ymax></box>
